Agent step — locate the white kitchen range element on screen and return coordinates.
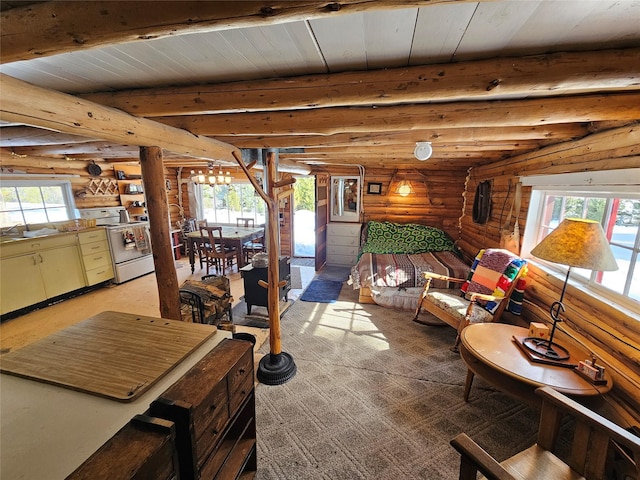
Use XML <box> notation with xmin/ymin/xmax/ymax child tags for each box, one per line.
<box><xmin>78</xmin><ymin>207</ymin><xmax>154</xmax><ymax>284</ymax></box>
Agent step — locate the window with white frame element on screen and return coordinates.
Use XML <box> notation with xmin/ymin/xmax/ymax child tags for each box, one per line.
<box><xmin>521</xmin><ymin>169</ymin><xmax>640</xmax><ymax>309</ymax></box>
<box><xmin>198</xmin><ymin>183</ymin><xmax>266</xmax><ymax>225</ymax></box>
<box><xmin>0</xmin><ymin>179</ymin><xmax>76</xmax><ymax>229</ymax></box>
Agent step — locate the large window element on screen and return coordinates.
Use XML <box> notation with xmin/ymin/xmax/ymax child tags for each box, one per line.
<box><xmin>0</xmin><ymin>180</ymin><xmax>76</xmax><ymax>229</ymax></box>
<box><xmin>200</xmin><ymin>183</ymin><xmax>266</xmax><ymax>225</ymax></box>
<box><xmin>522</xmin><ymin>170</ymin><xmax>639</xmax><ymax>309</ymax></box>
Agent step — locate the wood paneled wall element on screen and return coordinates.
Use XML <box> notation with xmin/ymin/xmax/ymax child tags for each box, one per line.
<box><xmin>459</xmin><ymin>123</ymin><xmax>640</xmax><ymax>423</ymax></box>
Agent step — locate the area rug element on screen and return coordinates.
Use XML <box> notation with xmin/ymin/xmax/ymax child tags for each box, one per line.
<box><xmin>232</xmin><ymin>300</ymin><xmax>270</xmax><ymax>328</ymax></box>
<box><xmin>299</xmin><ymin>279</ymin><xmax>344</xmax><ymax>303</ymax></box>
<box><xmin>253</xmin><ymin>285</ymin><xmax>539</xmax><ymax>479</ymax></box>
<box><xmin>315</xmin><ymin>265</ymin><xmax>351</xmax><ymax>282</ymax></box>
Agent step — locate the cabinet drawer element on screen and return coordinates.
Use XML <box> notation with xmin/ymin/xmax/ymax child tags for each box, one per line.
<box><xmin>80</xmin><ymin>240</ymin><xmax>109</xmax><ymax>256</ymax></box>
<box><xmin>85</xmin><ymin>264</ymin><xmax>114</xmax><ymax>285</ymax></box>
<box><xmin>327</xmin><ymin>223</ymin><xmax>361</xmax><ymax>237</ymax></box>
<box><xmin>196</xmin><ymin>407</ymin><xmax>229</xmax><ymax>469</ymax></box>
<box><xmin>327</xmin><ymin>244</ymin><xmax>359</xmax><ymax>256</ymax></box>
<box><xmin>327</xmin><ymin>235</ymin><xmax>360</xmax><ymax>247</ymax></box>
<box><xmin>228</xmin><ymin>348</ymin><xmax>253</xmax><ymax>395</ymax></box>
<box><xmin>0</xmin><ymin>233</ymin><xmax>77</xmax><ymax>258</ymax></box>
<box><xmin>229</xmin><ymin>372</ymin><xmax>253</xmax><ymax>415</ymax></box>
<box><xmin>326</xmin><ymin>253</ymin><xmax>358</xmax><ymax>266</ymax></box>
<box><xmin>78</xmin><ymin>229</ymin><xmax>107</xmax><ymax>245</ymax></box>
<box><xmin>192</xmin><ymin>380</ymin><xmax>228</xmax><ymax>441</ymax></box>
<box><xmin>82</xmin><ymin>250</ymin><xmax>110</xmax><ymax>270</ymax></box>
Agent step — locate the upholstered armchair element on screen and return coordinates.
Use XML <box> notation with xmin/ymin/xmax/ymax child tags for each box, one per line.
<box><xmin>412</xmin><ymin>248</ymin><xmax>527</xmax><ymax>351</ymax></box>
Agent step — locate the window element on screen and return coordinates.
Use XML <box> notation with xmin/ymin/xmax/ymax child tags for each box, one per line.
<box><xmin>521</xmin><ymin>169</ymin><xmax>640</xmax><ymax>309</ymax></box>
<box><xmin>0</xmin><ymin>179</ymin><xmax>76</xmax><ymax>228</ymax></box>
<box><xmin>199</xmin><ymin>183</ymin><xmax>265</xmax><ymax>225</ymax></box>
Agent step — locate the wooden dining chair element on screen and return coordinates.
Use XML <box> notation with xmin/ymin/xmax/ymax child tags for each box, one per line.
<box><xmin>200</xmin><ymin>225</ymin><xmax>238</xmax><ymax>275</ymax></box>
<box><xmin>237</xmin><ymin>217</ymin><xmax>255</xmax><ymax>227</ymax></box>
<box><xmin>450</xmin><ymin>386</ymin><xmax>640</xmax><ymax>480</ymax></box>
<box><xmin>195</xmin><ymin>220</ymin><xmax>209</xmax><ymax>269</ymax></box>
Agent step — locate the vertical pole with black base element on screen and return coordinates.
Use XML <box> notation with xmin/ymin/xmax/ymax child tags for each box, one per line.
<box><xmin>232</xmin><ymin>149</ymin><xmax>296</xmax><ymax>385</ymax></box>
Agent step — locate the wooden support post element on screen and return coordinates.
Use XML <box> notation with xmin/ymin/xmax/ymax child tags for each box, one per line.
<box><xmin>264</xmin><ymin>150</ymin><xmax>282</xmax><ymax>356</ymax></box>
<box><xmin>139</xmin><ymin>146</ymin><xmax>181</xmax><ymax>321</ymax></box>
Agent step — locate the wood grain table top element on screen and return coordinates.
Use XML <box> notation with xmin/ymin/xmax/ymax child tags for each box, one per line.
<box><xmin>460</xmin><ymin>323</ymin><xmax>612</xmax><ymax>397</ymax></box>
<box><xmin>0</xmin><ymin>311</ymin><xmax>216</xmax><ymax>401</ymax></box>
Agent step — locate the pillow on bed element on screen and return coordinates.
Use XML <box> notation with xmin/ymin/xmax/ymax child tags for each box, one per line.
<box><xmin>360</xmin><ymin>221</ymin><xmax>458</xmax><ymax>255</ymax></box>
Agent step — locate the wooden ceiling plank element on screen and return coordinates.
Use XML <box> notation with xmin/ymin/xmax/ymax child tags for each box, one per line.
<box><xmin>0</xmin><ymin>0</ymin><xmax>481</xmax><ymax>64</ymax></box>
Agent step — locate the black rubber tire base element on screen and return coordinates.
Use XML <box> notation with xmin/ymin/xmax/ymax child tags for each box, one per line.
<box><xmin>257</xmin><ymin>352</ymin><xmax>297</xmax><ymax>385</ymax></box>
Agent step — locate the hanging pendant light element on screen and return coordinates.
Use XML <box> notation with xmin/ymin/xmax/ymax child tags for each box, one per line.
<box><xmin>225</xmin><ymin>171</ymin><xmax>232</xmax><ymax>184</ymax></box>
<box><xmin>197</xmin><ymin>170</ymin><xmax>206</xmax><ymax>184</ymax></box>
<box><xmin>208</xmin><ymin>169</ymin><xmax>216</xmax><ymax>185</ymax></box>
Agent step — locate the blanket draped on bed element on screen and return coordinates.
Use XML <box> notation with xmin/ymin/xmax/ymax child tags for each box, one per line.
<box><xmin>351</xmin><ymin>251</ymin><xmax>470</xmax><ymax>290</ymax></box>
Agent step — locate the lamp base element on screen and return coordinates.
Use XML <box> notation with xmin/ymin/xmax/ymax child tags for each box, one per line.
<box><xmin>521</xmin><ymin>336</ymin><xmax>570</xmax><ymax>361</ymax></box>
<box><xmin>512</xmin><ymin>336</ymin><xmax>577</xmax><ymax>368</ymax></box>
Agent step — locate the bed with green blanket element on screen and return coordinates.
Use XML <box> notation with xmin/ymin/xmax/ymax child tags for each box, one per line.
<box><xmin>350</xmin><ymin>221</ymin><xmax>471</xmax><ymax>305</ymax></box>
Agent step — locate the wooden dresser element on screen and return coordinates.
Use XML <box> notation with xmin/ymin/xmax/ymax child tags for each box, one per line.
<box><xmin>150</xmin><ymin>338</ymin><xmax>257</xmax><ymax>480</ymax></box>
<box><xmin>66</xmin><ymin>415</ymin><xmax>179</xmax><ymax>480</ymax></box>
<box><xmin>326</xmin><ymin>222</ymin><xmax>361</xmax><ymax>266</ymax></box>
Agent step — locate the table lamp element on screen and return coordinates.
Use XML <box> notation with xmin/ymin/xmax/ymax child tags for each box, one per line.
<box><xmin>523</xmin><ymin>218</ymin><xmax>618</xmax><ymax>360</ymax></box>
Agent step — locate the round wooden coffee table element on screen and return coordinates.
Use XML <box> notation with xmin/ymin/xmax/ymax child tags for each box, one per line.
<box><xmin>459</xmin><ymin>323</ymin><xmax>612</xmax><ymax>407</ymax></box>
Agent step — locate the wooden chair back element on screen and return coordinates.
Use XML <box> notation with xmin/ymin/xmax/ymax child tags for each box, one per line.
<box><xmin>237</xmin><ymin>217</ymin><xmax>255</xmax><ymax>227</ymax></box>
<box><xmin>450</xmin><ymin>386</ymin><xmax>640</xmax><ymax>480</ymax></box>
<box><xmin>200</xmin><ymin>225</ymin><xmax>237</xmax><ymax>275</ymax></box>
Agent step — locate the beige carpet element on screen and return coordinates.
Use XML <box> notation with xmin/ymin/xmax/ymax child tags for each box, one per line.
<box><xmin>254</xmin><ymin>284</ymin><xmax>539</xmax><ymax>479</ymax></box>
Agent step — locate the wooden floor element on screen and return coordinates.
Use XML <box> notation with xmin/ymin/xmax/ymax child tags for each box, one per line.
<box><xmin>0</xmin><ymin>257</ymin><xmax>264</xmax><ymax>354</ymax></box>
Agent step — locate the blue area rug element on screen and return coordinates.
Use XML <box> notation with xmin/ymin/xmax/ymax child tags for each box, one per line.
<box><xmin>300</xmin><ymin>279</ymin><xmax>343</xmax><ymax>303</ymax></box>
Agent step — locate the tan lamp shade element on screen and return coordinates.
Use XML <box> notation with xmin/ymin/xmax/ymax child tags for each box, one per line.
<box><xmin>530</xmin><ymin>218</ymin><xmax>618</xmax><ymax>271</ymax></box>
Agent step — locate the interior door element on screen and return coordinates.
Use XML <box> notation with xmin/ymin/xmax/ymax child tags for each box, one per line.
<box><xmin>315</xmin><ymin>173</ymin><xmax>329</xmax><ymax>271</ymax></box>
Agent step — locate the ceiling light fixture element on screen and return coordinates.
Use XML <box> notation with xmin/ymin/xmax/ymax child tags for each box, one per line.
<box><xmin>414</xmin><ymin>142</ymin><xmax>433</xmax><ymax>161</ymax></box>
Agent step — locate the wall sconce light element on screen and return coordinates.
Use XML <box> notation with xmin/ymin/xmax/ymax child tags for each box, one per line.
<box><xmin>414</xmin><ymin>142</ymin><xmax>433</xmax><ymax>161</ymax></box>
<box><xmin>396</xmin><ymin>180</ymin><xmax>414</xmax><ymax>197</ymax></box>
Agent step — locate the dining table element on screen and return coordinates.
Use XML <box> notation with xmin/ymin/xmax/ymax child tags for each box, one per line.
<box><xmin>186</xmin><ymin>225</ymin><xmax>264</xmax><ymax>273</ymax></box>
<box><xmin>0</xmin><ymin>311</ymin><xmax>228</xmax><ymax>479</ymax></box>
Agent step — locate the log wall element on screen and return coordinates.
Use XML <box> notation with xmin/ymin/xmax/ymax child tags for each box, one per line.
<box><xmin>458</xmin><ymin>124</ymin><xmax>640</xmax><ymax>423</ymax></box>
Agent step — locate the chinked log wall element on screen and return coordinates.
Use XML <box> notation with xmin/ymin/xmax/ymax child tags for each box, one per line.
<box><xmin>458</xmin><ymin>123</ymin><xmax>640</xmax><ymax>424</ymax></box>
<box><xmin>0</xmin><ymin>152</ymin><xmax>182</xmax><ymax>227</ymax></box>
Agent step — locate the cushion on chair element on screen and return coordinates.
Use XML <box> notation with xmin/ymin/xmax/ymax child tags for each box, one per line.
<box><xmin>426</xmin><ymin>290</ymin><xmax>493</xmax><ymax>324</ymax></box>
<box><xmin>460</xmin><ymin>249</ymin><xmax>527</xmax><ymax>314</ymax></box>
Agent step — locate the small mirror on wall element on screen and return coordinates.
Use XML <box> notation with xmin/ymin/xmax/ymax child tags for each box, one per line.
<box><xmin>330</xmin><ymin>176</ymin><xmax>360</xmax><ymax>222</ymax></box>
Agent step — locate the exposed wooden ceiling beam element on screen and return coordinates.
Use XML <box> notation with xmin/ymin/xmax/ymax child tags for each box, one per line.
<box><xmin>0</xmin><ymin>0</ymin><xmax>481</xmax><ymax>64</ymax></box>
<box><xmin>156</xmin><ymin>93</ymin><xmax>640</xmax><ymax>136</ymax></box>
<box><xmin>81</xmin><ymin>49</ymin><xmax>640</xmax><ymax>116</ymax></box>
<box><xmin>0</xmin><ymin>74</ymin><xmax>238</xmax><ymax>162</ymax></box>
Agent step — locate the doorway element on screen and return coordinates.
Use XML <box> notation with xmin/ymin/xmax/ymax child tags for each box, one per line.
<box><xmin>293</xmin><ymin>176</ymin><xmax>316</xmax><ymax>258</ymax></box>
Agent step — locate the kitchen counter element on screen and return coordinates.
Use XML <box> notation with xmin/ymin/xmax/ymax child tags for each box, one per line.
<box><xmin>0</xmin><ymin>314</ymin><xmax>229</xmax><ymax>479</ymax></box>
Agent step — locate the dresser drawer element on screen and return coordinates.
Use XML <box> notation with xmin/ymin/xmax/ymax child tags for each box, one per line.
<box><xmin>326</xmin><ymin>253</ymin><xmax>358</xmax><ymax>266</ymax></box>
<box><xmin>227</xmin><ymin>348</ymin><xmax>253</xmax><ymax>395</ymax></box>
<box><xmin>196</xmin><ymin>407</ymin><xmax>229</xmax><ymax>470</ymax></box>
<box><xmin>229</xmin><ymin>372</ymin><xmax>254</xmax><ymax>415</ymax></box>
<box><xmin>327</xmin><ymin>244</ymin><xmax>359</xmax><ymax>257</ymax></box>
<box><xmin>192</xmin><ymin>380</ymin><xmax>228</xmax><ymax>441</ymax></box>
<box><xmin>327</xmin><ymin>223</ymin><xmax>361</xmax><ymax>237</ymax></box>
<box><xmin>327</xmin><ymin>234</ymin><xmax>360</xmax><ymax>247</ymax></box>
